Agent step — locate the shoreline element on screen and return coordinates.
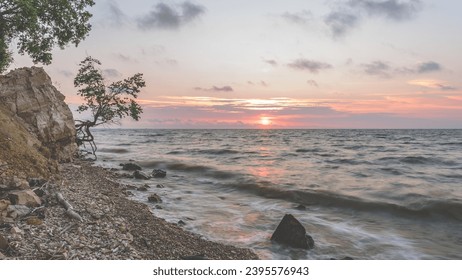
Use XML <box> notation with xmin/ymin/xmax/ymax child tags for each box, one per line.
<box><xmin>0</xmin><ymin>159</ymin><xmax>258</xmax><ymax>260</ymax></box>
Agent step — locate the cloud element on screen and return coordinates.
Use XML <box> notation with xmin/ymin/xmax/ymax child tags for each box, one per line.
<box><xmin>137</xmin><ymin>1</ymin><xmax>205</xmax><ymax>30</ymax></box>
<box><xmin>416</xmin><ymin>61</ymin><xmax>441</xmax><ymax>73</ymax></box>
<box><xmin>281</xmin><ymin>10</ymin><xmax>312</xmax><ymax>25</ymax></box>
<box><xmin>348</xmin><ymin>0</ymin><xmax>423</xmax><ymax>21</ymax></box>
<box><xmin>287</xmin><ymin>59</ymin><xmax>332</xmax><ymax>73</ymax></box>
<box><xmin>103</xmin><ymin>68</ymin><xmax>122</xmax><ymax>78</ymax></box>
<box><xmin>307</xmin><ymin>79</ymin><xmax>319</xmax><ymax>87</ymax></box>
<box><xmin>263</xmin><ymin>59</ymin><xmax>278</xmax><ymax>67</ymax></box>
<box><xmin>324</xmin><ymin>11</ymin><xmax>360</xmax><ymax>37</ymax></box>
<box><xmin>194</xmin><ymin>86</ymin><xmax>234</xmax><ymax>92</ymax></box>
<box><xmin>361</xmin><ymin>60</ymin><xmax>443</xmax><ymax>78</ymax></box>
<box><xmin>57</xmin><ymin>69</ymin><xmax>74</xmax><ymax>78</ymax></box>
<box><xmin>107</xmin><ymin>0</ymin><xmax>128</xmax><ymax>27</ymax></box>
<box><xmin>113</xmin><ymin>53</ymin><xmax>138</xmax><ymax>63</ymax></box>
<box><xmin>320</xmin><ymin>0</ymin><xmax>423</xmax><ymax>37</ymax></box>
<box><xmin>361</xmin><ymin>61</ymin><xmax>392</xmax><ymax>78</ymax></box>
<box><xmin>408</xmin><ymin>79</ymin><xmax>457</xmax><ymax>91</ymax></box>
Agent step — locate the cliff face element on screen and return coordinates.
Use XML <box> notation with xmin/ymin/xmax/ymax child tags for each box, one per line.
<box><xmin>0</xmin><ymin>67</ymin><xmax>77</xmax><ymax>163</ymax></box>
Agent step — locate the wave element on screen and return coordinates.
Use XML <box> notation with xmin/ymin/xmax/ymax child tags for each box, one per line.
<box><xmin>197</xmin><ymin>149</ymin><xmax>240</xmax><ymax>155</ymax></box>
<box><xmin>139</xmin><ymin>160</ymin><xmax>238</xmax><ymax>180</ymax></box>
<box><xmin>295</xmin><ymin>148</ymin><xmax>322</xmax><ymax>153</ymax></box>
<box><xmin>98</xmin><ymin>148</ymin><xmax>130</xmax><ymax>154</ymax></box>
<box><xmin>223</xmin><ymin>181</ymin><xmax>462</xmax><ymax>221</ymax></box>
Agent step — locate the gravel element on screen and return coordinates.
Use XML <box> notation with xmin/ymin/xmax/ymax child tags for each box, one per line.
<box><xmin>0</xmin><ymin>159</ymin><xmax>258</xmax><ymax>260</ymax></box>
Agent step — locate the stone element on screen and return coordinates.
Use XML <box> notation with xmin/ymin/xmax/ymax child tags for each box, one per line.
<box><xmin>133</xmin><ymin>170</ymin><xmax>150</xmax><ymax>180</ymax></box>
<box><xmin>0</xmin><ymin>199</ymin><xmax>10</xmax><ymax>211</ymax></box>
<box><xmin>7</xmin><ymin>205</ymin><xmax>31</xmax><ymax>219</ymax></box>
<box><xmin>295</xmin><ymin>204</ymin><xmax>306</xmax><ymax>210</ymax></box>
<box><xmin>148</xmin><ymin>194</ymin><xmax>162</xmax><ymax>203</ymax></box>
<box><xmin>9</xmin><ymin>177</ymin><xmax>30</xmax><ymax>190</ymax></box>
<box><xmin>0</xmin><ymin>251</ymin><xmax>6</xmax><ymax>260</ymax></box>
<box><xmin>0</xmin><ymin>67</ymin><xmax>77</xmax><ymax>162</ymax></box>
<box><xmin>156</xmin><ymin>184</ymin><xmax>165</xmax><ymax>188</ymax></box>
<box><xmin>271</xmin><ymin>214</ymin><xmax>314</xmax><ymax>250</ymax></box>
<box><xmin>152</xmin><ymin>169</ymin><xmax>167</xmax><ymax>178</ymax></box>
<box><xmin>0</xmin><ymin>234</ymin><xmax>8</xmax><ymax>250</ymax></box>
<box><xmin>178</xmin><ymin>220</ymin><xmax>186</xmax><ymax>226</ymax></box>
<box><xmin>28</xmin><ymin>178</ymin><xmax>47</xmax><ymax>188</ymax></box>
<box><xmin>121</xmin><ymin>163</ymin><xmax>142</xmax><ymax>171</ymax></box>
<box><xmin>0</xmin><ymin>217</ymin><xmax>14</xmax><ymax>224</ymax></box>
<box><xmin>137</xmin><ymin>186</ymin><xmax>148</xmax><ymax>191</ymax></box>
<box><xmin>10</xmin><ymin>226</ymin><xmax>23</xmax><ymax>235</ymax></box>
<box><xmin>26</xmin><ymin>216</ymin><xmax>43</xmax><ymax>226</ymax></box>
<box><xmin>8</xmin><ymin>190</ymin><xmax>41</xmax><ymax>207</ymax></box>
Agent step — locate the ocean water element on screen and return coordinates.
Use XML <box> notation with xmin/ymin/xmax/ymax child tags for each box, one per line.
<box><xmin>91</xmin><ymin>129</ymin><xmax>462</xmax><ymax>259</ymax></box>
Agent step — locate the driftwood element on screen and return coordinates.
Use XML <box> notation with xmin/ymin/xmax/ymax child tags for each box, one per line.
<box><xmin>56</xmin><ymin>192</ymin><xmax>83</xmax><ymax>222</ymax></box>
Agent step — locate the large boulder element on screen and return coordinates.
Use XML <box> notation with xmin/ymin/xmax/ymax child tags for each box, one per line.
<box><xmin>271</xmin><ymin>214</ymin><xmax>315</xmax><ymax>250</ymax></box>
<box><xmin>0</xmin><ymin>67</ymin><xmax>77</xmax><ymax>162</ymax></box>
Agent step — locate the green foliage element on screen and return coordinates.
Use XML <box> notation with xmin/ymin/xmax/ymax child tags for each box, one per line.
<box><xmin>74</xmin><ymin>56</ymin><xmax>145</xmax><ymax>156</ymax></box>
<box><xmin>0</xmin><ymin>0</ymin><xmax>94</xmax><ymax>72</ymax></box>
<box><xmin>74</xmin><ymin>56</ymin><xmax>145</xmax><ymax>126</ymax></box>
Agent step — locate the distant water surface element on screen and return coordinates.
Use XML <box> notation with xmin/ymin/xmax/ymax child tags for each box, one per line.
<box><xmin>92</xmin><ymin>129</ymin><xmax>462</xmax><ymax>259</ymax></box>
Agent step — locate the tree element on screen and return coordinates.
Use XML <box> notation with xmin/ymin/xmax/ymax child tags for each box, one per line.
<box><xmin>74</xmin><ymin>56</ymin><xmax>145</xmax><ymax>157</ymax></box>
<box><xmin>0</xmin><ymin>0</ymin><xmax>94</xmax><ymax>72</ymax></box>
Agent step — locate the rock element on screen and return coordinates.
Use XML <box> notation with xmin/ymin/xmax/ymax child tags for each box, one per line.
<box><xmin>0</xmin><ymin>251</ymin><xmax>6</xmax><ymax>260</ymax></box>
<box><xmin>8</xmin><ymin>190</ymin><xmax>41</xmax><ymax>207</ymax></box>
<box><xmin>156</xmin><ymin>184</ymin><xmax>165</xmax><ymax>188</ymax></box>
<box><xmin>0</xmin><ymin>234</ymin><xmax>8</xmax><ymax>250</ymax></box>
<box><xmin>137</xmin><ymin>186</ymin><xmax>148</xmax><ymax>191</ymax></box>
<box><xmin>147</xmin><ymin>194</ymin><xmax>162</xmax><ymax>203</ymax></box>
<box><xmin>0</xmin><ymin>199</ymin><xmax>10</xmax><ymax>211</ymax></box>
<box><xmin>10</xmin><ymin>226</ymin><xmax>23</xmax><ymax>235</ymax></box>
<box><xmin>0</xmin><ymin>217</ymin><xmax>14</xmax><ymax>224</ymax></box>
<box><xmin>178</xmin><ymin>220</ymin><xmax>186</xmax><ymax>226</ymax></box>
<box><xmin>270</xmin><ymin>214</ymin><xmax>314</xmax><ymax>250</ymax></box>
<box><xmin>295</xmin><ymin>204</ymin><xmax>306</xmax><ymax>210</ymax></box>
<box><xmin>121</xmin><ymin>163</ymin><xmax>142</xmax><ymax>171</ymax></box>
<box><xmin>152</xmin><ymin>169</ymin><xmax>167</xmax><ymax>178</ymax></box>
<box><xmin>154</xmin><ymin>205</ymin><xmax>163</xmax><ymax>209</ymax></box>
<box><xmin>133</xmin><ymin>170</ymin><xmax>150</xmax><ymax>180</ymax></box>
<box><xmin>7</xmin><ymin>205</ymin><xmax>31</xmax><ymax>219</ymax></box>
<box><xmin>9</xmin><ymin>177</ymin><xmax>30</xmax><ymax>190</ymax></box>
<box><xmin>0</xmin><ymin>67</ymin><xmax>77</xmax><ymax>162</ymax></box>
<box><xmin>28</xmin><ymin>178</ymin><xmax>47</xmax><ymax>188</ymax></box>
<box><xmin>26</xmin><ymin>216</ymin><xmax>43</xmax><ymax>226</ymax></box>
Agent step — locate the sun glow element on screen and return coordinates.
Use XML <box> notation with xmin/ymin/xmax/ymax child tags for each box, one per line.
<box><xmin>259</xmin><ymin>117</ymin><xmax>272</xmax><ymax>126</ymax></box>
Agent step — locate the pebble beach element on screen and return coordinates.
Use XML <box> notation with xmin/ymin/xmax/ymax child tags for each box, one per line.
<box><xmin>0</xmin><ymin>159</ymin><xmax>258</xmax><ymax>260</ymax></box>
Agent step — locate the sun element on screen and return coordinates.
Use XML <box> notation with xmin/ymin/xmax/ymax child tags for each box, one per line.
<box><xmin>259</xmin><ymin>117</ymin><xmax>272</xmax><ymax>126</ymax></box>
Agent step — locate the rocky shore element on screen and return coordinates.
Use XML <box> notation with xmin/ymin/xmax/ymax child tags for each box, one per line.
<box><xmin>0</xmin><ymin>159</ymin><xmax>258</xmax><ymax>260</ymax></box>
<box><xmin>0</xmin><ymin>67</ymin><xmax>257</xmax><ymax>260</ymax></box>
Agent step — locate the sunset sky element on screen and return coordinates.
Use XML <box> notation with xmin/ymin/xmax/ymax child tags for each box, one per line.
<box><xmin>10</xmin><ymin>0</ymin><xmax>462</xmax><ymax>128</ymax></box>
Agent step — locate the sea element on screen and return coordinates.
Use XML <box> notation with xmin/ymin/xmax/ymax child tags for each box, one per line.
<box><xmin>89</xmin><ymin>129</ymin><xmax>462</xmax><ymax>260</ymax></box>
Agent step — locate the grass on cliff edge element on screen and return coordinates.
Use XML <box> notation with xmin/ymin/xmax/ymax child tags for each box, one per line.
<box><xmin>0</xmin><ymin>106</ymin><xmax>56</xmax><ymax>179</ymax></box>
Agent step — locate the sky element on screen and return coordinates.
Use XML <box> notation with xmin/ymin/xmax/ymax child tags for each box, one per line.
<box><xmin>9</xmin><ymin>0</ymin><xmax>462</xmax><ymax>128</ymax></box>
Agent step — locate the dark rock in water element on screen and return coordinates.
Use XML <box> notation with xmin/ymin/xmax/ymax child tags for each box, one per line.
<box><xmin>148</xmin><ymin>194</ymin><xmax>162</xmax><ymax>203</ymax></box>
<box><xmin>271</xmin><ymin>214</ymin><xmax>314</xmax><ymax>250</ymax></box>
<box><xmin>133</xmin><ymin>170</ymin><xmax>150</xmax><ymax>180</ymax></box>
<box><xmin>178</xmin><ymin>220</ymin><xmax>186</xmax><ymax>226</ymax></box>
<box><xmin>181</xmin><ymin>254</ymin><xmax>208</xmax><ymax>260</ymax></box>
<box><xmin>156</xmin><ymin>184</ymin><xmax>165</xmax><ymax>189</ymax></box>
<box><xmin>122</xmin><ymin>163</ymin><xmax>142</xmax><ymax>171</ymax></box>
<box><xmin>152</xmin><ymin>169</ymin><xmax>167</xmax><ymax>178</ymax></box>
<box><xmin>295</xmin><ymin>204</ymin><xmax>306</xmax><ymax>210</ymax></box>
<box><xmin>137</xmin><ymin>186</ymin><xmax>148</xmax><ymax>191</ymax></box>
<box><xmin>155</xmin><ymin>205</ymin><xmax>163</xmax><ymax>209</ymax></box>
